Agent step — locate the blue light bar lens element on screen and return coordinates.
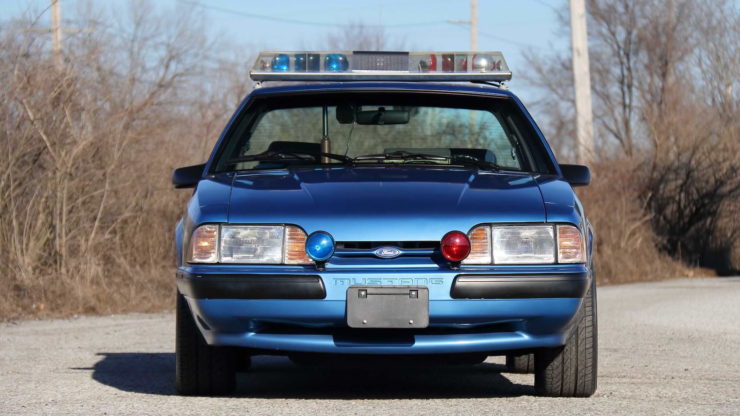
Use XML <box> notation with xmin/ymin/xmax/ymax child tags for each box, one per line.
<box><xmin>271</xmin><ymin>54</ymin><xmax>290</xmax><ymax>72</ymax></box>
<box><xmin>308</xmin><ymin>54</ymin><xmax>321</xmax><ymax>71</ymax></box>
<box><xmin>294</xmin><ymin>53</ymin><xmax>306</xmax><ymax>71</ymax></box>
<box><xmin>305</xmin><ymin>231</ymin><xmax>335</xmax><ymax>261</ymax></box>
<box><xmin>324</xmin><ymin>54</ymin><xmax>349</xmax><ymax>72</ymax></box>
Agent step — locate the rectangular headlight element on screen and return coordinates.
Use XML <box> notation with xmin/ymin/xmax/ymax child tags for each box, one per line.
<box><xmin>220</xmin><ymin>225</ymin><xmax>284</xmax><ymax>264</ymax></box>
<box><xmin>492</xmin><ymin>225</ymin><xmax>555</xmax><ymax>264</ymax></box>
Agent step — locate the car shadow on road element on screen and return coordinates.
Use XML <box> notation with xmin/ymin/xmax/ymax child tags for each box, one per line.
<box><xmin>85</xmin><ymin>353</ymin><xmax>533</xmax><ymax>399</ymax></box>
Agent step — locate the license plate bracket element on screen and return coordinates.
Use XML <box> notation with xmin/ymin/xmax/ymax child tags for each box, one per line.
<box><xmin>346</xmin><ymin>286</ymin><xmax>429</xmax><ymax>329</ymax></box>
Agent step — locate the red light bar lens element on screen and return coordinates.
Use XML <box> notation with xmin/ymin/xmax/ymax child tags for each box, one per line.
<box><xmin>441</xmin><ymin>231</ymin><xmax>471</xmax><ymax>262</ymax></box>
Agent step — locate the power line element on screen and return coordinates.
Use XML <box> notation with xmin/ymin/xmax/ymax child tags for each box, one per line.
<box><xmin>447</xmin><ymin>23</ymin><xmax>545</xmax><ymax>50</ymax></box>
<box><xmin>178</xmin><ymin>0</ymin><xmax>446</xmax><ymax>28</ymax></box>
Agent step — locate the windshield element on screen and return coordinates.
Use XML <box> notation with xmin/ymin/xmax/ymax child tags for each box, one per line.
<box><xmin>212</xmin><ymin>92</ymin><xmax>553</xmax><ymax>173</ymax></box>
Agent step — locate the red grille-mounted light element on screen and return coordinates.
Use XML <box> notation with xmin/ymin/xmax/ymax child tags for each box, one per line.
<box><xmin>441</xmin><ymin>231</ymin><xmax>471</xmax><ymax>263</ymax></box>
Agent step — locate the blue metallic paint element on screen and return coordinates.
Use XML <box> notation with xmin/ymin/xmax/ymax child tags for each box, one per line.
<box><xmin>176</xmin><ymin>81</ymin><xmax>592</xmax><ymax>355</ymax></box>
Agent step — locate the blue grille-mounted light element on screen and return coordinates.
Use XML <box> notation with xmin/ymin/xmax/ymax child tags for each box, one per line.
<box><xmin>305</xmin><ymin>231</ymin><xmax>335</xmax><ymax>262</ymax></box>
<box><xmin>250</xmin><ymin>51</ymin><xmax>512</xmax><ymax>82</ymax></box>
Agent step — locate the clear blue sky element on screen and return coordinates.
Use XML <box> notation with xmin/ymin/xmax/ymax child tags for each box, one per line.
<box><xmin>1</xmin><ymin>0</ymin><xmax>569</xmax><ymax>103</ymax></box>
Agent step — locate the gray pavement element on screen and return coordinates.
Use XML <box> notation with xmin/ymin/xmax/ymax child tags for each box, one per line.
<box><xmin>1</xmin><ymin>277</ymin><xmax>739</xmax><ymax>415</ymax></box>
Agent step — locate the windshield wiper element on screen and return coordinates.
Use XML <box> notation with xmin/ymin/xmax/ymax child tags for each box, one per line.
<box><xmin>353</xmin><ymin>151</ymin><xmax>499</xmax><ymax>171</ymax></box>
<box><xmin>353</xmin><ymin>150</ymin><xmax>449</xmax><ymax>162</ymax></box>
<box><xmin>227</xmin><ymin>151</ymin><xmax>351</xmax><ymax>165</ymax></box>
<box><xmin>449</xmin><ymin>155</ymin><xmax>500</xmax><ymax>171</ymax></box>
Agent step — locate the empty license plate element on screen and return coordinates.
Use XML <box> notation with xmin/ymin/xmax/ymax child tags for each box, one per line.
<box><xmin>346</xmin><ymin>286</ymin><xmax>429</xmax><ymax>328</ymax></box>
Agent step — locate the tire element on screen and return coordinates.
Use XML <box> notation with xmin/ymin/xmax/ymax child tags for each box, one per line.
<box><xmin>506</xmin><ymin>353</ymin><xmax>535</xmax><ymax>373</ymax></box>
<box><xmin>175</xmin><ymin>293</ymin><xmax>237</xmax><ymax>396</ymax></box>
<box><xmin>534</xmin><ymin>278</ymin><xmax>598</xmax><ymax>397</ymax></box>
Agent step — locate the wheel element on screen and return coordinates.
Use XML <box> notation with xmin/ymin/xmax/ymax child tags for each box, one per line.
<box><xmin>534</xmin><ymin>278</ymin><xmax>598</xmax><ymax>397</ymax></box>
<box><xmin>506</xmin><ymin>353</ymin><xmax>535</xmax><ymax>373</ymax></box>
<box><xmin>175</xmin><ymin>292</ymin><xmax>237</xmax><ymax>396</ymax></box>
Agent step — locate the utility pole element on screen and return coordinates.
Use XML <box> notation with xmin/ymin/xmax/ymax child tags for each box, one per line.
<box><xmin>448</xmin><ymin>0</ymin><xmax>478</xmax><ymax>51</ymax></box>
<box><xmin>51</xmin><ymin>0</ymin><xmax>62</xmax><ymax>67</ymax></box>
<box><xmin>470</xmin><ymin>0</ymin><xmax>478</xmax><ymax>51</ymax></box>
<box><xmin>24</xmin><ymin>0</ymin><xmax>90</xmax><ymax>68</ymax></box>
<box><xmin>569</xmin><ymin>0</ymin><xmax>595</xmax><ymax>165</ymax></box>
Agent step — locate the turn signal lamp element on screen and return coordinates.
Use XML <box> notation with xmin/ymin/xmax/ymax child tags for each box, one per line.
<box><xmin>188</xmin><ymin>224</ymin><xmax>219</xmax><ymax>263</ymax></box>
<box><xmin>441</xmin><ymin>231</ymin><xmax>471</xmax><ymax>262</ymax></box>
<box><xmin>462</xmin><ymin>225</ymin><xmax>492</xmax><ymax>264</ymax></box>
<box><xmin>284</xmin><ymin>226</ymin><xmax>312</xmax><ymax>264</ymax></box>
<box><xmin>557</xmin><ymin>225</ymin><xmax>585</xmax><ymax>263</ymax></box>
<box><xmin>250</xmin><ymin>51</ymin><xmax>511</xmax><ymax>82</ymax></box>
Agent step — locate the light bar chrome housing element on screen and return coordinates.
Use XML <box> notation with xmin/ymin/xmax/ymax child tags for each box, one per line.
<box><xmin>250</xmin><ymin>51</ymin><xmax>512</xmax><ymax>82</ymax></box>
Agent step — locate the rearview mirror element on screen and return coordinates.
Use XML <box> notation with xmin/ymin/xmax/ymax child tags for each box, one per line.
<box><xmin>559</xmin><ymin>164</ymin><xmax>590</xmax><ymax>187</ymax></box>
<box><xmin>172</xmin><ymin>163</ymin><xmax>205</xmax><ymax>189</ymax></box>
<box><xmin>356</xmin><ymin>107</ymin><xmax>410</xmax><ymax>125</ymax></box>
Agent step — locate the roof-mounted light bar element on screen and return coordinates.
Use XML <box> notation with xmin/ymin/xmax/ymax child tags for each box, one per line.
<box><xmin>249</xmin><ymin>51</ymin><xmax>512</xmax><ymax>82</ymax></box>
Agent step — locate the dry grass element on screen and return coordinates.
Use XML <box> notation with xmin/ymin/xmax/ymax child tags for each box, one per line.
<box><xmin>578</xmin><ymin>159</ymin><xmax>706</xmax><ymax>285</ymax></box>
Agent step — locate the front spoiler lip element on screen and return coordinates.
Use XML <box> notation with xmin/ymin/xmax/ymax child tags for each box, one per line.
<box><xmin>450</xmin><ymin>273</ymin><xmax>589</xmax><ymax>299</ymax></box>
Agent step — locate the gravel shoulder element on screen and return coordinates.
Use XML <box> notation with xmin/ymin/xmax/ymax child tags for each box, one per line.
<box><xmin>1</xmin><ymin>277</ymin><xmax>739</xmax><ymax>415</ymax></box>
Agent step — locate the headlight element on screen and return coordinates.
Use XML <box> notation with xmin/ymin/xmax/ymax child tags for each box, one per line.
<box><xmin>462</xmin><ymin>224</ymin><xmax>585</xmax><ymax>265</ymax></box>
<box><xmin>493</xmin><ymin>225</ymin><xmax>555</xmax><ymax>264</ymax></box>
<box><xmin>187</xmin><ymin>224</ymin><xmax>312</xmax><ymax>264</ymax></box>
<box><xmin>221</xmin><ymin>225</ymin><xmax>284</xmax><ymax>263</ymax></box>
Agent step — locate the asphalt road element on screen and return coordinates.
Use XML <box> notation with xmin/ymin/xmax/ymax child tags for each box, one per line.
<box><xmin>1</xmin><ymin>277</ymin><xmax>739</xmax><ymax>415</ymax></box>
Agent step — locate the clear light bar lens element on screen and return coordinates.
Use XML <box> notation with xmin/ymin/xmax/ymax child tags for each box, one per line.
<box><xmin>462</xmin><ymin>225</ymin><xmax>492</xmax><ymax>264</ymax></box>
<box><xmin>557</xmin><ymin>225</ymin><xmax>585</xmax><ymax>263</ymax></box>
<box><xmin>220</xmin><ymin>225</ymin><xmax>284</xmax><ymax>264</ymax></box>
<box><xmin>492</xmin><ymin>226</ymin><xmax>555</xmax><ymax>264</ymax></box>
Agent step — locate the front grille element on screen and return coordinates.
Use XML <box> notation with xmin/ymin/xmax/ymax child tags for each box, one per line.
<box><xmin>337</xmin><ymin>241</ymin><xmax>439</xmax><ymax>250</ymax></box>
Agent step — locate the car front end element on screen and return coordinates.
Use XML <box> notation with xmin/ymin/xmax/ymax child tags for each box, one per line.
<box><xmin>172</xmin><ymin>51</ymin><xmax>597</xmax><ymax>397</ymax></box>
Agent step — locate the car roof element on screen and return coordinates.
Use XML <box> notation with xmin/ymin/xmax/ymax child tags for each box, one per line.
<box><xmin>248</xmin><ymin>81</ymin><xmax>515</xmax><ymax>99</ymax></box>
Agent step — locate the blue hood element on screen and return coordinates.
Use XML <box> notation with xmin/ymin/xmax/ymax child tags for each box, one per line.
<box><xmin>227</xmin><ymin>167</ymin><xmax>546</xmax><ymax>241</ymax></box>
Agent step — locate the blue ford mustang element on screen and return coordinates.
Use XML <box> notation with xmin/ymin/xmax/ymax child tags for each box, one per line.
<box><xmin>172</xmin><ymin>51</ymin><xmax>597</xmax><ymax>397</ymax></box>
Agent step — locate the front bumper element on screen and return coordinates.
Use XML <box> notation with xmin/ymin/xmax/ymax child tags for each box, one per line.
<box><xmin>176</xmin><ymin>266</ymin><xmax>589</xmax><ymax>355</ymax></box>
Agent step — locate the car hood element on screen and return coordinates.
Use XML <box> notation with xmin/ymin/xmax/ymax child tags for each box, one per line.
<box><xmin>227</xmin><ymin>167</ymin><xmax>546</xmax><ymax>241</ymax></box>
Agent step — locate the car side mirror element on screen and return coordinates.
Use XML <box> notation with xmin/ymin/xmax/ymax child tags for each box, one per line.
<box><xmin>559</xmin><ymin>164</ymin><xmax>590</xmax><ymax>187</ymax></box>
<box><xmin>172</xmin><ymin>163</ymin><xmax>205</xmax><ymax>189</ymax></box>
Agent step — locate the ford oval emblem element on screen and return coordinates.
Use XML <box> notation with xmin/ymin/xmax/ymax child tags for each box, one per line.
<box><xmin>374</xmin><ymin>246</ymin><xmax>402</xmax><ymax>259</ymax></box>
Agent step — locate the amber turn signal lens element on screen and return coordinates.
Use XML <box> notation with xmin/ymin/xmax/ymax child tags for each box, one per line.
<box><xmin>557</xmin><ymin>225</ymin><xmax>585</xmax><ymax>263</ymax></box>
<box><xmin>284</xmin><ymin>226</ymin><xmax>312</xmax><ymax>264</ymax></box>
<box><xmin>188</xmin><ymin>224</ymin><xmax>219</xmax><ymax>263</ymax></box>
<box><xmin>463</xmin><ymin>225</ymin><xmax>492</xmax><ymax>264</ymax></box>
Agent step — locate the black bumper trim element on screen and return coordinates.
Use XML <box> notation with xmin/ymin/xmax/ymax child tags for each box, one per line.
<box><xmin>450</xmin><ymin>273</ymin><xmax>589</xmax><ymax>299</ymax></box>
<box><xmin>177</xmin><ymin>273</ymin><xmax>326</xmax><ymax>300</ymax></box>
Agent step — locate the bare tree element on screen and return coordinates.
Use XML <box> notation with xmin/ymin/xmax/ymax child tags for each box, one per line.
<box><xmin>0</xmin><ymin>1</ymin><xmax>247</xmax><ymax>317</ymax></box>
<box><xmin>523</xmin><ymin>0</ymin><xmax>740</xmax><ymax>276</ymax></box>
